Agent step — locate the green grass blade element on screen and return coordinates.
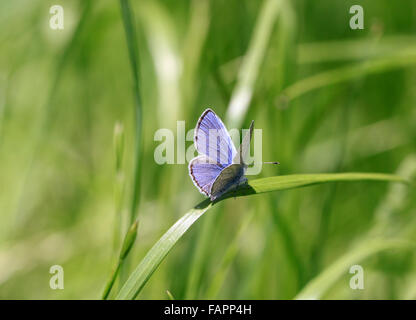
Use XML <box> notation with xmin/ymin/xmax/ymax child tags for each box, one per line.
<box><xmin>184</xmin><ymin>209</ymin><xmax>217</xmax><ymax>299</ymax></box>
<box><xmin>295</xmin><ymin>239</ymin><xmax>415</xmax><ymax>300</ymax></box>
<box><xmin>297</xmin><ymin>36</ymin><xmax>416</xmax><ymax>64</ymax></box>
<box><xmin>102</xmin><ymin>220</ymin><xmax>139</xmax><ymax>299</ymax></box>
<box><xmin>166</xmin><ymin>290</ymin><xmax>175</xmax><ymax>300</ymax></box>
<box><xmin>295</xmin><ymin>159</ymin><xmax>416</xmax><ymax>300</ymax></box>
<box><xmin>241</xmin><ymin>172</ymin><xmax>408</xmax><ymax>196</ymax></box>
<box><xmin>225</xmin><ymin>0</ymin><xmax>282</xmax><ymax>129</ymax></box>
<box><xmin>204</xmin><ymin>211</ymin><xmax>253</xmax><ymax>299</ymax></box>
<box><xmin>115</xmin><ymin>172</ymin><xmax>408</xmax><ymax>299</ymax></box>
<box><xmin>282</xmin><ymin>48</ymin><xmax>416</xmax><ymax>102</ymax></box>
<box><xmin>115</xmin><ymin>0</ymin><xmax>143</xmax><ymax>291</ymax></box>
<box><xmin>120</xmin><ymin>0</ymin><xmax>143</xmax><ymax>225</ymax></box>
<box><xmin>112</xmin><ymin>122</ymin><xmax>125</xmax><ymax>257</ymax></box>
<box><xmin>116</xmin><ymin>199</ymin><xmax>212</xmax><ymax>299</ymax></box>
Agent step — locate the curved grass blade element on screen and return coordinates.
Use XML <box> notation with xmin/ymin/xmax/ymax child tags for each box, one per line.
<box><xmin>120</xmin><ymin>0</ymin><xmax>143</xmax><ymax>225</ymax></box>
<box><xmin>295</xmin><ymin>239</ymin><xmax>415</xmax><ymax>300</ymax></box>
<box><xmin>116</xmin><ymin>172</ymin><xmax>409</xmax><ymax>300</ymax></box>
<box><xmin>105</xmin><ymin>0</ymin><xmax>144</xmax><ymax>294</ymax></box>
<box><xmin>166</xmin><ymin>290</ymin><xmax>175</xmax><ymax>300</ymax></box>
<box><xmin>102</xmin><ymin>220</ymin><xmax>138</xmax><ymax>299</ymax></box>
<box><xmin>116</xmin><ymin>199</ymin><xmax>212</xmax><ymax>299</ymax></box>
<box><xmin>184</xmin><ymin>208</ymin><xmax>217</xmax><ymax>299</ymax></box>
<box><xmin>204</xmin><ymin>211</ymin><xmax>253</xmax><ymax>299</ymax></box>
<box><xmin>281</xmin><ymin>48</ymin><xmax>416</xmax><ymax>102</ymax></box>
<box><xmin>225</xmin><ymin>0</ymin><xmax>282</xmax><ymax>129</ymax></box>
<box><xmin>297</xmin><ymin>36</ymin><xmax>416</xmax><ymax>64</ymax></box>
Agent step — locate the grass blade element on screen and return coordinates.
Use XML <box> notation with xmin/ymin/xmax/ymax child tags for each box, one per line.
<box><xmin>116</xmin><ymin>172</ymin><xmax>408</xmax><ymax>299</ymax></box>
<box><xmin>116</xmin><ymin>199</ymin><xmax>212</xmax><ymax>299</ymax></box>
<box><xmin>120</xmin><ymin>0</ymin><xmax>143</xmax><ymax>225</ymax></box>
<box><xmin>281</xmin><ymin>48</ymin><xmax>416</xmax><ymax>102</ymax></box>
<box><xmin>297</xmin><ymin>36</ymin><xmax>416</xmax><ymax>64</ymax></box>
<box><xmin>295</xmin><ymin>239</ymin><xmax>415</xmax><ymax>300</ymax></box>
<box><xmin>102</xmin><ymin>0</ymin><xmax>143</xmax><ymax>297</ymax></box>
<box><xmin>204</xmin><ymin>211</ymin><xmax>253</xmax><ymax>299</ymax></box>
<box><xmin>112</xmin><ymin>122</ymin><xmax>125</xmax><ymax>257</ymax></box>
<box><xmin>184</xmin><ymin>208</ymin><xmax>217</xmax><ymax>299</ymax></box>
<box><xmin>102</xmin><ymin>220</ymin><xmax>139</xmax><ymax>299</ymax></box>
<box><xmin>225</xmin><ymin>0</ymin><xmax>282</xmax><ymax>129</ymax></box>
<box><xmin>240</xmin><ymin>173</ymin><xmax>408</xmax><ymax>196</ymax></box>
<box><xmin>296</xmin><ymin>158</ymin><xmax>416</xmax><ymax>300</ymax></box>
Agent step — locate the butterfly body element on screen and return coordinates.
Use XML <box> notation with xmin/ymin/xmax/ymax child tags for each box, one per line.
<box><xmin>188</xmin><ymin>108</ymin><xmax>253</xmax><ymax>201</ymax></box>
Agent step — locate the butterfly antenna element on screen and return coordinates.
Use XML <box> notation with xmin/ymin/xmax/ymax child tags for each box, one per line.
<box><xmin>264</xmin><ymin>161</ymin><xmax>280</xmax><ymax>165</ymax></box>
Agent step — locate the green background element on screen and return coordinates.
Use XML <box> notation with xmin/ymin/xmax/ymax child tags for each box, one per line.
<box><xmin>0</xmin><ymin>0</ymin><xmax>415</xmax><ymax>299</ymax></box>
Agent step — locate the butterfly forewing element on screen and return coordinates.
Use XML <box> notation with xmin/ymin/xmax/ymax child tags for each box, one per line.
<box><xmin>194</xmin><ymin>109</ymin><xmax>237</xmax><ymax>165</ymax></box>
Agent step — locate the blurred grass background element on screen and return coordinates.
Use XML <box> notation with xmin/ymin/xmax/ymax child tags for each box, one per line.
<box><xmin>0</xmin><ymin>0</ymin><xmax>416</xmax><ymax>299</ymax></box>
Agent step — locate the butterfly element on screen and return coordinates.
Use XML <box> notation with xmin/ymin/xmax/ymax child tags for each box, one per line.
<box><xmin>188</xmin><ymin>108</ymin><xmax>254</xmax><ymax>201</ymax></box>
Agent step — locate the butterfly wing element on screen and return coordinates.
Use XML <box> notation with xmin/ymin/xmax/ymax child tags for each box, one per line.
<box><xmin>190</xmin><ymin>109</ymin><xmax>250</xmax><ymax>201</ymax></box>
<box><xmin>194</xmin><ymin>108</ymin><xmax>237</xmax><ymax>165</ymax></box>
<box><xmin>210</xmin><ymin>120</ymin><xmax>254</xmax><ymax>200</ymax></box>
<box><xmin>210</xmin><ymin>163</ymin><xmax>246</xmax><ymax>201</ymax></box>
<box><xmin>188</xmin><ymin>155</ymin><xmax>228</xmax><ymax>196</ymax></box>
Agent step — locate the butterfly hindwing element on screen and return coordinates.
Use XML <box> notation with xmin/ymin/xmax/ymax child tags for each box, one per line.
<box><xmin>210</xmin><ymin>163</ymin><xmax>246</xmax><ymax>201</ymax></box>
<box><xmin>188</xmin><ymin>155</ymin><xmax>227</xmax><ymax>196</ymax></box>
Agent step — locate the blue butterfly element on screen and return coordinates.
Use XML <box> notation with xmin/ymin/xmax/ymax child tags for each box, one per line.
<box><xmin>188</xmin><ymin>108</ymin><xmax>254</xmax><ymax>201</ymax></box>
